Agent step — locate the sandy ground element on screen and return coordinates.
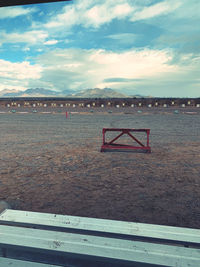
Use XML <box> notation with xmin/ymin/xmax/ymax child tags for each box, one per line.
<box><xmin>0</xmin><ymin>107</ymin><xmax>200</xmax><ymax>229</ymax></box>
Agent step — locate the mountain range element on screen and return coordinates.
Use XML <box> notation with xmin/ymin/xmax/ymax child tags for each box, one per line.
<box><xmin>0</xmin><ymin>87</ymin><xmax>150</xmax><ymax>98</ymax></box>
<box><xmin>0</xmin><ymin>88</ymin><xmax>130</xmax><ymax>98</ymax></box>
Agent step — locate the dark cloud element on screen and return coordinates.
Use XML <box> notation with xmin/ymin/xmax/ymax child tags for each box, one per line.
<box><xmin>103</xmin><ymin>77</ymin><xmax>145</xmax><ymax>83</ymax></box>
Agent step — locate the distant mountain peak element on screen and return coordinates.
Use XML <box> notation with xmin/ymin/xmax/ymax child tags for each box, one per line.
<box><xmin>74</xmin><ymin>88</ymin><xmax>128</xmax><ymax>98</ymax></box>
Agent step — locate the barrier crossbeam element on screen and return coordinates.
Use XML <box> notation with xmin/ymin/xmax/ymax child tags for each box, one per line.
<box><xmin>101</xmin><ymin>128</ymin><xmax>151</xmax><ymax>153</ymax></box>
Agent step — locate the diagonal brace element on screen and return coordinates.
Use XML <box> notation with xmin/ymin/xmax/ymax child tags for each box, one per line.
<box><xmin>107</xmin><ymin>132</ymin><xmax>125</xmax><ymax>145</ymax></box>
<box><xmin>126</xmin><ymin>132</ymin><xmax>145</xmax><ymax>147</ymax></box>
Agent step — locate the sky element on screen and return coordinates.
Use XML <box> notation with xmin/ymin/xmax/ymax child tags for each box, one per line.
<box><xmin>0</xmin><ymin>0</ymin><xmax>200</xmax><ymax>97</ymax></box>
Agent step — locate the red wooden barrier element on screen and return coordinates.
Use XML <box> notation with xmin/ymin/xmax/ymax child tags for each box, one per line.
<box><xmin>101</xmin><ymin>128</ymin><xmax>151</xmax><ymax>153</ymax></box>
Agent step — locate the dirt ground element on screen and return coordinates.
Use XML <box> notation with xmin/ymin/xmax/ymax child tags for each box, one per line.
<box><xmin>0</xmin><ymin>107</ymin><xmax>200</xmax><ymax>229</ymax></box>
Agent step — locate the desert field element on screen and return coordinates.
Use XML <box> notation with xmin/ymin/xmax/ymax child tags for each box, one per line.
<box><xmin>0</xmin><ymin>107</ymin><xmax>200</xmax><ymax>229</ymax></box>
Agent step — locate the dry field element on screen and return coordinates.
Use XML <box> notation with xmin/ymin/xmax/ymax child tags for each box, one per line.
<box><xmin>0</xmin><ymin>107</ymin><xmax>200</xmax><ymax>229</ymax></box>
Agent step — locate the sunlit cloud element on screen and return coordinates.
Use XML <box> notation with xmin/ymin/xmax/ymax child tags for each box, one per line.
<box><xmin>0</xmin><ymin>6</ymin><xmax>37</xmax><ymax>19</ymax></box>
<box><xmin>44</xmin><ymin>0</ymin><xmax>134</xmax><ymax>29</ymax></box>
<box><xmin>0</xmin><ymin>30</ymin><xmax>48</xmax><ymax>46</ymax></box>
<box><xmin>44</xmin><ymin>39</ymin><xmax>59</xmax><ymax>45</ymax></box>
<box><xmin>22</xmin><ymin>47</ymin><xmax>30</xmax><ymax>52</ymax></box>
<box><xmin>0</xmin><ymin>59</ymin><xmax>42</xmax><ymax>91</ymax></box>
<box><xmin>130</xmin><ymin>0</ymin><xmax>181</xmax><ymax>22</ymax></box>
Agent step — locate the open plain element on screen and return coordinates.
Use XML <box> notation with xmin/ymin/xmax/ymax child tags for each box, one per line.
<box><xmin>0</xmin><ymin>107</ymin><xmax>200</xmax><ymax>229</ymax></box>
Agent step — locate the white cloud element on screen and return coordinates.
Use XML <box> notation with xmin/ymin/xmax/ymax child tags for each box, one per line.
<box><xmin>131</xmin><ymin>0</ymin><xmax>181</xmax><ymax>22</ymax></box>
<box><xmin>43</xmin><ymin>0</ymin><xmax>182</xmax><ymax>31</ymax></box>
<box><xmin>0</xmin><ymin>84</ymin><xmax>27</xmax><ymax>91</ymax></box>
<box><xmin>0</xmin><ymin>6</ymin><xmax>37</xmax><ymax>19</ymax></box>
<box><xmin>106</xmin><ymin>33</ymin><xmax>139</xmax><ymax>45</ymax></box>
<box><xmin>44</xmin><ymin>40</ymin><xmax>58</xmax><ymax>45</ymax></box>
<box><xmin>0</xmin><ymin>59</ymin><xmax>42</xmax><ymax>91</ymax></box>
<box><xmin>0</xmin><ymin>30</ymin><xmax>48</xmax><ymax>46</ymax></box>
<box><xmin>0</xmin><ymin>60</ymin><xmax>42</xmax><ymax>80</ymax></box>
<box><xmin>22</xmin><ymin>47</ymin><xmax>30</xmax><ymax>52</ymax></box>
<box><xmin>44</xmin><ymin>0</ymin><xmax>134</xmax><ymax>29</ymax></box>
<box><xmin>90</xmin><ymin>49</ymin><xmax>176</xmax><ymax>77</ymax></box>
<box><xmin>84</xmin><ymin>2</ymin><xmax>133</xmax><ymax>28</ymax></box>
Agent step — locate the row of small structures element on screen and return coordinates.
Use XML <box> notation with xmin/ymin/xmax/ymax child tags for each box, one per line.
<box><xmin>3</xmin><ymin>101</ymin><xmax>200</xmax><ymax>108</ymax></box>
<box><xmin>0</xmin><ymin>98</ymin><xmax>200</xmax><ymax>108</ymax></box>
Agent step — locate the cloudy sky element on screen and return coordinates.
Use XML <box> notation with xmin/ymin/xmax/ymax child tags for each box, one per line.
<box><xmin>0</xmin><ymin>0</ymin><xmax>199</xmax><ymax>97</ymax></box>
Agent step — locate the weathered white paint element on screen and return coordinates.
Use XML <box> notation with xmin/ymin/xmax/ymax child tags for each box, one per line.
<box><xmin>2</xmin><ymin>209</ymin><xmax>200</xmax><ymax>247</ymax></box>
<box><xmin>0</xmin><ymin>209</ymin><xmax>200</xmax><ymax>266</ymax></box>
